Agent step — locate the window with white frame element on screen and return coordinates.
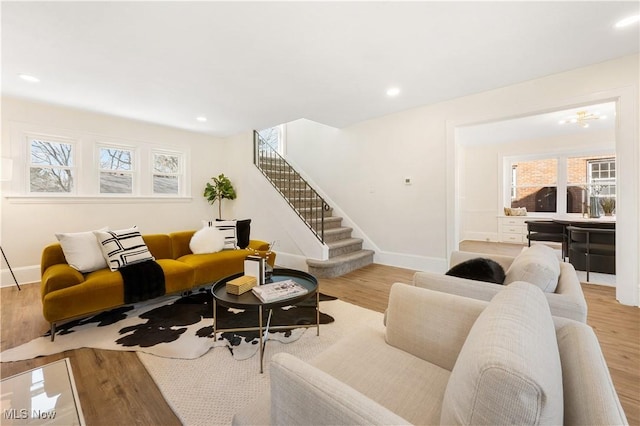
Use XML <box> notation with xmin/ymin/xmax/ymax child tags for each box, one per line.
<box><xmin>258</xmin><ymin>125</ymin><xmax>285</xmax><ymax>155</ymax></box>
<box><xmin>505</xmin><ymin>152</ymin><xmax>616</xmax><ymax>215</ymax></box>
<box><xmin>99</xmin><ymin>146</ymin><xmax>134</xmax><ymax>194</ymax></box>
<box><xmin>588</xmin><ymin>158</ymin><xmax>616</xmax><ymax>198</ymax></box>
<box><xmin>28</xmin><ymin>137</ymin><xmax>75</xmax><ymax>193</ymax></box>
<box><xmin>21</xmin><ymin>129</ymin><xmax>188</xmax><ymax>198</ymax></box>
<box><xmin>509</xmin><ymin>158</ymin><xmax>558</xmax><ymax>213</ymax></box>
<box><xmin>152</xmin><ymin>151</ymin><xmax>182</xmax><ymax>195</ymax></box>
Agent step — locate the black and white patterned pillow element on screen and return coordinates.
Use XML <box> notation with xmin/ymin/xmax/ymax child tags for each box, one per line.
<box><xmin>94</xmin><ymin>226</ymin><xmax>154</xmax><ymax>271</ymax></box>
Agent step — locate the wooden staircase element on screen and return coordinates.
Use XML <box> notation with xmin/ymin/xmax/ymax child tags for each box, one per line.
<box><xmin>257</xmin><ymin>154</ymin><xmax>374</xmax><ymax>278</ymax></box>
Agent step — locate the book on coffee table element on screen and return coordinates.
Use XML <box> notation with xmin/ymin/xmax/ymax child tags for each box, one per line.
<box><xmin>251</xmin><ymin>279</ymin><xmax>308</xmax><ymax>303</ymax></box>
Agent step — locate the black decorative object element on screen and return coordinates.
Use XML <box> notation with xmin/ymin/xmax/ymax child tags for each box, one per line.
<box><xmin>445</xmin><ymin>258</ymin><xmax>506</xmax><ymax>284</ymax></box>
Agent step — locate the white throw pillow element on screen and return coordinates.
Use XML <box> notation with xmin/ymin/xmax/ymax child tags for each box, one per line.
<box><xmin>94</xmin><ymin>226</ymin><xmax>154</xmax><ymax>272</ymax></box>
<box><xmin>190</xmin><ymin>226</ymin><xmax>225</xmax><ymax>254</ymax></box>
<box><xmin>56</xmin><ymin>227</ymin><xmax>109</xmax><ymax>273</ymax></box>
<box><xmin>202</xmin><ymin>219</ymin><xmax>237</xmax><ymax>249</ymax></box>
<box><xmin>503</xmin><ymin>244</ymin><xmax>561</xmax><ymax>292</ymax></box>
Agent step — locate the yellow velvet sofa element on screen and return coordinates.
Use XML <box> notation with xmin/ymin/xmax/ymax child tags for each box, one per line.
<box><xmin>40</xmin><ymin>230</ymin><xmax>275</xmax><ymax>339</ymax></box>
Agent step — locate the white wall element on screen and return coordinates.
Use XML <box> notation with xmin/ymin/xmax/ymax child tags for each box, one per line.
<box><xmin>284</xmin><ymin>54</ymin><xmax>638</xmax><ymax>305</ymax></box>
<box><xmin>0</xmin><ymin>97</ymin><xmax>222</xmax><ymax>285</ymax></box>
<box><xmin>2</xmin><ymin>54</ymin><xmax>638</xmax><ymax>306</ymax></box>
<box><xmin>460</xmin><ymin>130</ymin><xmax>616</xmax><ymax>242</ymax></box>
<box><xmin>222</xmin><ymin>130</ymin><xmax>327</xmax><ymax>271</ymax></box>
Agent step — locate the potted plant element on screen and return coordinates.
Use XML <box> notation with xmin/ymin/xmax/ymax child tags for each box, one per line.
<box><xmin>203</xmin><ymin>174</ymin><xmax>237</xmax><ymax>219</ymax></box>
<box><xmin>599</xmin><ymin>197</ymin><xmax>616</xmax><ymax>216</ymax></box>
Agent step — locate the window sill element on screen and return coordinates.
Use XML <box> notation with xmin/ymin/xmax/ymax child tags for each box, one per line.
<box><xmin>4</xmin><ymin>195</ymin><xmax>193</xmax><ymax>204</ymax></box>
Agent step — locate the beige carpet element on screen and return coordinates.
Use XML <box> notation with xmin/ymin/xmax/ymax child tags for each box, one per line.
<box><xmin>138</xmin><ymin>299</ymin><xmax>384</xmax><ymax>426</ymax></box>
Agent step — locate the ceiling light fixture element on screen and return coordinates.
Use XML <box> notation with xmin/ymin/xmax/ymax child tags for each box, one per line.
<box><xmin>386</xmin><ymin>87</ymin><xmax>400</xmax><ymax>97</ymax></box>
<box><xmin>196</xmin><ymin>116</ymin><xmax>207</xmax><ymax>122</ymax></box>
<box><xmin>615</xmin><ymin>14</ymin><xmax>640</xmax><ymax>28</ymax></box>
<box><xmin>558</xmin><ymin>110</ymin><xmax>603</xmax><ymax>128</ymax></box>
<box><xmin>18</xmin><ymin>74</ymin><xmax>40</xmax><ymax>83</ymax></box>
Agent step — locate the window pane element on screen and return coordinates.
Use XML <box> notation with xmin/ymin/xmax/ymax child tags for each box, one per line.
<box><xmin>510</xmin><ymin>158</ymin><xmax>557</xmax><ymax>213</ymax></box>
<box><xmin>100</xmin><ymin>148</ymin><xmax>132</xmax><ymax>171</ymax></box>
<box><xmin>100</xmin><ymin>172</ymin><xmax>132</xmax><ymax>193</ymax></box>
<box><xmin>30</xmin><ymin>167</ymin><xmax>73</xmax><ymax>192</ymax></box>
<box><xmin>258</xmin><ymin>125</ymin><xmax>284</xmax><ymax>154</ymax></box>
<box><xmin>154</xmin><ymin>154</ymin><xmax>179</xmax><ymax>174</ymax></box>
<box><xmin>153</xmin><ymin>175</ymin><xmax>178</xmax><ymax>194</ymax></box>
<box><xmin>30</xmin><ymin>140</ymin><xmax>73</xmax><ymax>166</ymax></box>
<box><xmin>511</xmin><ymin>186</ymin><xmax>557</xmax><ymax>212</ymax></box>
<box><xmin>511</xmin><ymin>159</ymin><xmax>557</xmax><ymax>185</ymax></box>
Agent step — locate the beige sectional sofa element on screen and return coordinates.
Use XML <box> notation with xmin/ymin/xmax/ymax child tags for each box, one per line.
<box><xmin>233</xmin><ymin>282</ymin><xmax>627</xmax><ymax>425</ymax></box>
<box><xmin>413</xmin><ymin>245</ymin><xmax>588</xmax><ymax>322</ymax></box>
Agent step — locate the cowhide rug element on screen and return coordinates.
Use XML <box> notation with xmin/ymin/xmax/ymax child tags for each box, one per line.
<box><xmin>0</xmin><ymin>289</ymin><xmax>335</xmax><ymax>362</ymax></box>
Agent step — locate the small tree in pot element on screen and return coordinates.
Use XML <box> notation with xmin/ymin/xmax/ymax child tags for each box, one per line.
<box><xmin>203</xmin><ymin>174</ymin><xmax>237</xmax><ymax>219</ymax></box>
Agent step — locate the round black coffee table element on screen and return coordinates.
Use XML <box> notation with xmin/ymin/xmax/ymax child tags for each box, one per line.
<box><xmin>211</xmin><ymin>268</ymin><xmax>319</xmax><ymax>373</ymax></box>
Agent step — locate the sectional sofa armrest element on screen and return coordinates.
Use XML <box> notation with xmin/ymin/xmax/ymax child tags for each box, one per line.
<box><xmin>41</xmin><ymin>264</ymin><xmax>85</xmax><ymax>297</ymax></box>
<box><xmin>413</xmin><ymin>270</ymin><xmax>502</xmax><ymax>302</ymax></box>
<box><xmin>247</xmin><ymin>239</ymin><xmax>270</xmax><ymax>251</ymax></box>
<box><xmin>549</xmin><ymin>262</ymin><xmax>588</xmax><ymax>322</ymax></box>
<box><xmin>385</xmin><ymin>282</ymin><xmax>487</xmax><ymax>371</ymax></box>
<box><xmin>553</xmin><ymin>318</ymin><xmax>628</xmax><ymax>425</ymax></box>
<box><xmin>269</xmin><ymin>352</ymin><xmax>410</xmax><ymax>425</ymax></box>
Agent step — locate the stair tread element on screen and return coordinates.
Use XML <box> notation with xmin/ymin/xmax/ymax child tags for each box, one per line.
<box><xmin>306</xmin><ymin>250</ymin><xmax>374</xmax><ymax>267</ymax></box>
<box><xmin>324</xmin><ymin>226</ymin><xmax>352</xmax><ymax>234</ymax></box>
<box><xmin>326</xmin><ymin>238</ymin><xmax>363</xmax><ymax>248</ymax></box>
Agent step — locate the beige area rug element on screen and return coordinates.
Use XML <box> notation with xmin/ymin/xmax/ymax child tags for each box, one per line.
<box><xmin>138</xmin><ymin>299</ymin><xmax>384</xmax><ymax>426</ymax></box>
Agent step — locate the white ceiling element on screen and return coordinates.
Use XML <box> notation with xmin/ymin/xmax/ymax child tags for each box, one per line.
<box><xmin>458</xmin><ymin>101</ymin><xmax>617</xmax><ymax>146</ymax></box>
<box><xmin>2</xmin><ymin>1</ymin><xmax>639</xmax><ymax>137</ymax></box>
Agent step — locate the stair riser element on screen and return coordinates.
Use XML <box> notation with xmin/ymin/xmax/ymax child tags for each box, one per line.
<box><xmin>315</xmin><ymin>218</ymin><xmax>342</xmax><ymax>230</ymax></box>
<box><xmin>308</xmin><ymin>252</ymin><xmax>374</xmax><ymax>278</ymax></box>
<box><xmin>329</xmin><ymin>241</ymin><xmax>363</xmax><ymax>257</ymax></box>
<box><xmin>277</xmin><ymin>188</ymin><xmax>317</xmax><ymax>198</ymax></box>
<box><xmin>323</xmin><ymin>229</ymin><xmax>353</xmax><ymax>243</ymax></box>
<box><xmin>287</xmin><ymin>199</ymin><xmax>327</xmax><ymax>208</ymax></box>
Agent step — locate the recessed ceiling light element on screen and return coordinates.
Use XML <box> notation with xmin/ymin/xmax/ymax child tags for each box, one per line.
<box><xmin>615</xmin><ymin>14</ymin><xmax>640</xmax><ymax>28</ymax></box>
<box><xmin>196</xmin><ymin>116</ymin><xmax>207</xmax><ymax>122</ymax></box>
<box><xmin>19</xmin><ymin>74</ymin><xmax>40</xmax><ymax>83</ymax></box>
<box><xmin>386</xmin><ymin>87</ymin><xmax>400</xmax><ymax>97</ymax></box>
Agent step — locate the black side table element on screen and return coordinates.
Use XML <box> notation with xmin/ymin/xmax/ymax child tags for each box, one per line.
<box><xmin>211</xmin><ymin>268</ymin><xmax>319</xmax><ymax>373</ymax></box>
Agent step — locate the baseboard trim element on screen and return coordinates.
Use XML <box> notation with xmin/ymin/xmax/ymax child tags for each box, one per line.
<box><xmin>1</xmin><ymin>265</ymin><xmax>40</xmax><ymax>288</ymax></box>
<box><xmin>374</xmin><ymin>251</ymin><xmax>448</xmax><ymax>273</ymax></box>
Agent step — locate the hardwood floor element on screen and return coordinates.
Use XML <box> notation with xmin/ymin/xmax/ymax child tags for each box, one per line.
<box><xmin>1</xmin><ymin>248</ymin><xmax>638</xmax><ymax>425</ymax></box>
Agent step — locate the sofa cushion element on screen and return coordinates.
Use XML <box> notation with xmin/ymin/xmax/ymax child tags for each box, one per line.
<box><xmin>55</xmin><ymin>227</ymin><xmax>109</xmax><ymax>273</ymax></box>
<box><xmin>440</xmin><ymin>282</ymin><xmax>563</xmax><ymax>425</ymax></box>
<box><xmin>445</xmin><ymin>258</ymin><xmax>505</xmax><ymax>284</ymax></box>
<box><xmin>94</xmin><ymin>226</ymin><xmax>155</xmax><ymax>271</ymax></box>
<box><xmin>189</xmin><ymin>226</ymin><xmax>225</xmax><ymax>254</ymax></box>
<box><xmin>504</xmin><ymin>244</ymin><xmax>560</xmax><ymax>292</ymax></box>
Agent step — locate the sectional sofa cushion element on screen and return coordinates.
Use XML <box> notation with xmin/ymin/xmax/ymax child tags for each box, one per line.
<box><xmin>55</xmin><ymin>227</ymin><xmax>109</xmax><ymax>273</ymax></box>
<box><xmin>440</xmin><ymin>282</ymin><xmax>563</xmax><ymax>425</ymax></box>
<box><xmin>504</xmin><ymin>244</ymin><xmax>561</xmax><ymax>292</ymax></box>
